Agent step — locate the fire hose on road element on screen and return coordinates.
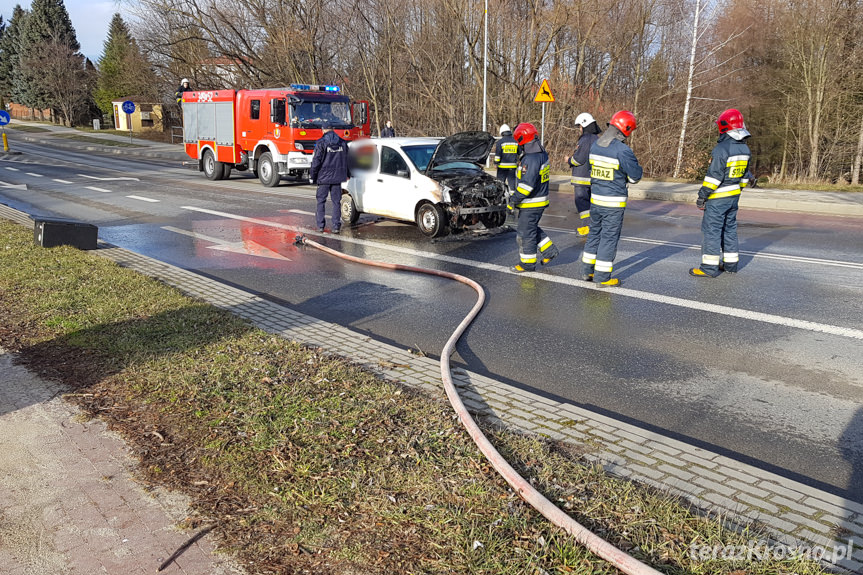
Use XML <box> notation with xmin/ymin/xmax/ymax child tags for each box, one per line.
<box><xmin>295</xmin><ymin>233</ymin><xmax>663</xmax><ymax>575</ymax></box>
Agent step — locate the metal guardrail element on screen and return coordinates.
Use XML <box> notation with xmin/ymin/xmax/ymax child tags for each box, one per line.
<box><xmin>171</xmin><ymin>125</ymin><xmax>183</xmax><ymax>144</ymax></box>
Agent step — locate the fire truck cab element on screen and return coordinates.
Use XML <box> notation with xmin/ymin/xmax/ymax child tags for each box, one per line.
<box><xmin>182</xmin><ymin>84</ymin><xmax>370</xmax><ymax>187</ymax></box>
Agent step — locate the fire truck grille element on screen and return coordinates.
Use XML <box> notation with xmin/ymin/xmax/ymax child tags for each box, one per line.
<box><xmin>295</xmin><ymin>140</ymin><xmax>317</xmax><ymax>152</ymax></box>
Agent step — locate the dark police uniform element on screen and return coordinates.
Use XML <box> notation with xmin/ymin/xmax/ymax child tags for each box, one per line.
<box><xmin>310</xmin><ymin>129</ymin><xmax>349</xmax><ymax>232</ymax></box>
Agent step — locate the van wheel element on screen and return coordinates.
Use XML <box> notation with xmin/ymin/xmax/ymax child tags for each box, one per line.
<box><xmin>258</xmin><ymin>152</ymin><xmax>281</xmax><ymax>187</ymax></box>
<box><xmin>203</xmin><ymin>150</ymin><xmax>224</xmax><ymax>181</ymax></box>
<box><xmin>416</xmin><ymin>203</ymin><xmax>448</xmax><ymax>238</ymax></box>
<box><xmin>340</xmin><ymin>194</ymin><xmax>360</xmax><ymax>225</ymax></box>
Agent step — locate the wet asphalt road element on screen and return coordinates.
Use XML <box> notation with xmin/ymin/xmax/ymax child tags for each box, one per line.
<box><xmin>2</xmin><ymin>140</ymin><xmax>863</xmax><ymax>501</ymax></box>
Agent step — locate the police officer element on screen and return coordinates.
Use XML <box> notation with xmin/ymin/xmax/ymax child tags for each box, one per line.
<box><xmin>492</xmin><ymin>124</ymin><xmax>518</xmax><ymax>194</ymax></box>
<box><xmin>310</xmin><ymin>122</ymin><xmax>350</xmax><ymax>234</ymax></box>
<box><xmin>509</xmin><ymin>123</ymin><xmax>559</xmax><ymax>272</ymax></box>
<box><xmin>567</xmin><ymin>112</ymin><xmax>602</xmax><ymax>236</ymax></box>
<box><xmin>581</xmin><ymin>110</ymin><xmax>642</xmax><ymax>287</ymax></box>
<box><xmin>690</xmin><ymin>108</ymin><xmax>751</xmax><ymax>277</ymax></box>
<box><xmin>381</xmin><ymin>120</ymin><xmax>395</xmax><ymax>138</ymax></box>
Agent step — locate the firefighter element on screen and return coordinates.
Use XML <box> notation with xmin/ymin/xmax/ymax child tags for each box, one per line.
<box><xmin>566</xmin><ymin>112</ymin><xmax>602</xmax><ymax>236</ymax></box>
<box><xmin>310</xmin><ymin>122</ymin><xmax>349</xmax><ymax>234</ymax></box>
<box><xmin>690</xmin><ymin>108</ymin><xmax>751</xmax><ymax>277</ymax></box>
<box><xmin>492</xmin><ymin>124</ymin><xmax>518</xmax><ymax>194</ymax></box>
<box><xmin>509</xmin><ymin>123</ymin><xmax>559</xmax><ymax>272</ymax></box>
<box><xmin>581</xmin><ymin>110</ymin><xmax>642</xmax><ymax>287</ymax></box>
<box><xmin>175</xmin><ymin>78</ymin><xmax>192</xmax><ymax>105</ymax></box>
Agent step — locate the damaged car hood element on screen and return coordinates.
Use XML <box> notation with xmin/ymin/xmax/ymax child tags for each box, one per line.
<box><xmin>426</xmin><ymin>131</ymin><xmax>496</xmax><ymax>173</ymax></box>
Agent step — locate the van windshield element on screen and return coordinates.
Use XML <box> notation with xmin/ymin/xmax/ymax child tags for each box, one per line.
<box><xmin>290</xmin><ymin>100</ymin><xmax>352</xmax><ymax>129</ymax></box>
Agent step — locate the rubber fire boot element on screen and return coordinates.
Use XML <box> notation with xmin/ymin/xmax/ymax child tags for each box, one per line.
<box><xmin>597</xmin><ymin>278</ymin><xmax>619</xmax><ymax>288</ymax></box>
<box><xmin>689</xmin><ymin>267</ymin><xmax>717</xmax><ymax>278</ymax></box>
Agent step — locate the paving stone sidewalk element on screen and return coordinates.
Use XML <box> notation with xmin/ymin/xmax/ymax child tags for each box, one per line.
<box><xmin>1</xmin><ymin>199</ymin><xmax>861</xmax><ymax>572</ymax></box>
<box><xmin>0</xmin><ymin>352</ymin><xmax>246</xmax><ymax>575</ymax></box>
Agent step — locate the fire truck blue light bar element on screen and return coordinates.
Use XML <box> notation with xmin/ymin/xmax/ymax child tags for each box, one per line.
<box><xmin>290</xmin><ymin>84</ymin><xmax>340</xmax><ymax>93</ymax></box>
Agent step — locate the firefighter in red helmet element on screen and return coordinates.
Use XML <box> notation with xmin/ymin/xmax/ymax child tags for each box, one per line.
<box><xmin>690</xmin><ymin>108</ymin><xmax>751</xmax><ymax>277</ymax></box>
<box><xmin>581</xmin><ymin>110</ymin><xmax>643</xmax><ymax>287</ymax></box>
<box><xmin>508</xmin><ymin>123</ymin><xmax>559</xmax><ymax>272</ymax></box>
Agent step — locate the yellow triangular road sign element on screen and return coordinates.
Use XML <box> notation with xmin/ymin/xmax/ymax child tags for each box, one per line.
<box><xmin>534</xmin><ymin>79</ymin><xmax>555</xmax><ymax>103</ymax></box>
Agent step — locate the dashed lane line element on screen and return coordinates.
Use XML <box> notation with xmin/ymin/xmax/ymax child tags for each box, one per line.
<box><xmin>4</xmin><ymin>167</ymin><xmax>19</xmax><ymax>171</ymax></box>
<box><xmin>78</xmin><ymin>174</ymin><xmax>140</xmax><ymax>182</ymax></box>
<box><xmin>52</xmin><ymin>179</ymin><xmax>72</xmax><ymax>184</ymax></box>
<box><xmin>126</xmin><ymin>195</ymin><xmax>159</xmax><ymax>203</ymax></box>
<box><xmin>86</xmin><ymin>186</ymin><xmax>112</xmax><ymax>193</ymax></box>
<box><xmin>25</xmin><ymin>172</ymin><xmax>42</xmax><ymax>178</ymax></box>
<box><xmin>180</xmin><ymin>205</ymin><xmax>863</xmax><ymax>341</ymax></box>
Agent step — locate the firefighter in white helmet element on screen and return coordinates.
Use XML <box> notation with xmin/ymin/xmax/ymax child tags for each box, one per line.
<box><xmin>175</xmin><ymin>78</ymin><xmax>193</xmax><ymax>105</ymax></box>
<box><xmin>566</xmin><ymin>112</ymin><xmax>602</xmax><ymax>236</ymax></box>
<box><xmin>492</xmin><ymin>124</ymin><xmax>519</xmax><ymax>194</ymax></box>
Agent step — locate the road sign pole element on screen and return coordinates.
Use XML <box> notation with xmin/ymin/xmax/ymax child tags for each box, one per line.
<box><xmin>127</xmin><ymin>113</ymin><xmax>132</xmax><ymax>143</ymax></box>
<box><xmin>541</xmin><ymin>103</ymin><xmax>545</xmax><ymax>145</ymax></box>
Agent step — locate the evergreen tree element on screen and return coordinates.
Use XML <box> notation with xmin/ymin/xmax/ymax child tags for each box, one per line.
<box><xmin>0</xmin><ymin>6</ymin><xmax>27</xmax><ymax>101</ymax></box>
<box><xmin>94</xmin><ymin>13</ymin><xmax>158</xmax><ymax>118</ymax></box>
<box><xmin>14</xmin><ymin>0</ymin><xmax>80</xmax><ymax>110</ymax></box>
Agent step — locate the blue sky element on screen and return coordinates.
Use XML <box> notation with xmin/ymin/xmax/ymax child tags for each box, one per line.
<box><xmin>0</xmin><ymin>0</ymin><xmax>117</xmax><ymax>62</ymax></box>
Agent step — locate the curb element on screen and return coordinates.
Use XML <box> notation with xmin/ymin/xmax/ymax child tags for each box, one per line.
<box><xmin>0</xmin><ymin>202</ymin><xmax>858</xmax><ymax>572</ymax></box>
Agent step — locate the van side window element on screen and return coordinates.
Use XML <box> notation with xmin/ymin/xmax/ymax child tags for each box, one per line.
<box><xmin>250</xmin><ymin>100</ymin><xmax>260</xmax><ymax>120</ymax></box>
<box><xmin>381</xmin><ymin>146</ymin><xmax>409</xmax><ymax>178</ymax></box>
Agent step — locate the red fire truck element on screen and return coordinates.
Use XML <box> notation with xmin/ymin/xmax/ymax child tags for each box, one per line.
<box><xmin>181</xmin><ymin>84</ymin><xmax>370</xmax><ymax>187</ymax></box>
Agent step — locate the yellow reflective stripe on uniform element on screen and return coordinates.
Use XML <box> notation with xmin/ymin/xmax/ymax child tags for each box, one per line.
<box><xmin>579</xmin><ymin>210</ymin><xmax>591</xmax><ymax>219</ymax></box>
<box><xmin>498</xmin><ymin>163</ymin><xmax>517</xmax><ymax>168</ymax></box>
<box><xmin>582</xmin><ymin>252</ymin><xmax>597</xmax><ymax>264</ymax></box>
<box><xmin>520</xmin><ymin>253</ymin><xmax>537</xmax><ymax>263</ymax></box>
<box><xmin>589</xmin><ymin>154</ymin><xmax>620</xmax><ymax>169</ymax></box>
<box><xmin>708</xmin><ymin>185</ymin><xmax>741</xmax><ymax>199</ymax></box>
<box><xmin>517</xmin><ymin>182</ymin><xmax>533</xmax><ymax>194</ymax></box>
<box><xmin>493</xmin><ymin>155</ymin><xmax>501</xmax><ymax>163</ymax></box>
<box><xmin>702</xmin><ymin>254</ymin><xmax>721</xmax><ymax>265</ymax></box>
<box><xmin>591</xmin><ymin>193</ymin><xmax>626</xmax><ymax>208</ymax></box>
<box><xmin>571</xmin><ymin>176</ymin><xmax>591</xmax><ymax>185</ymax></box>
<box><xmin>740</xmin><ymin>179</ymin><xmax>749</xmax><ymax>189</ymax></box>
<box><xmin>502</xmin><ymin>144</ymin><xmax>518</xmax><ymax>153</ymax></box>
<box><xmin>517</xmin><ymin>196</ymin><xmax>549</xmax><ymax>208</ymax></box>
<box><xmin>595</xmin><ymin>260</ymin><xmax>613</xmax><ymax>272</ymax></box>
<box><xmin>726</xmin><ymin>155</ymin><xmax>750</xmax><ymax>165</ymax></box>
<box><xmin>538</xmin><ymin>237</ymin><xmax>553</xmax><ymax>251</ymax></box>
<box><xmin>702</xmin><ymin>176</ymin><xmax>721</xmax><ymax>190</ymax></box>
<box><xmin>723</xmin><ymin>252</ymin><xmax>739</xmax><ymax>263</ymax></box>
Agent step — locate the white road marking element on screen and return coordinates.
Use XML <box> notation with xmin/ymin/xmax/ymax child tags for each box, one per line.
<box><xmin>0</xmin><ymin>180</ymin><xmax>27</xmax><ymax>190</ymax></box>
<box><xmin>286</xmin><ymin>209</ymin><xmax>316</xmax><ymax>216</ymax></box>
<box><xmin>180</xmin><ymin>205</ymin><xmax>863</xmax><ymax>341</ymax></box>
<box><xmin>544</xmin><ymin>226</ymin><xmax>863</xmax><ymax>271</ymax></box>
<box><xmin>86</xmin><ymin>186</ymin><xmax>112</xmax><ymax>193</ymax></box>
<box><xmin>126</xmin><ymin>195</ymin><xmax>159</xmax><ymax>203</ymax></box>
<box><xmin>4</xmin><ymin>167</ymin><xmax>19</xmax><ymax>171</ymax></box>
<box><xmin>78</xmin><ymin>174</ymin><xmax>140</xmax><ymax>182</ymax></box>
<box><xmin>161</xmin><ymin>226</ymin><xmax>291</xmax><ymax>261</ymax></box>
<box><xmin>52</xmin><ymin>179</ymin><xmax>72</xmax><ymax>184</ymax></box>
<box><xmin>25</xmin><ymin>172</ymin><xmax>42</xmax><ymax>177</ymax></box>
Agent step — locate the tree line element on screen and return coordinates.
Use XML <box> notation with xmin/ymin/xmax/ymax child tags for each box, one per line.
<box><xmin>1</xmin><ymin>0</ymin><xmax>861</xmax><ymax>184</ymax></box>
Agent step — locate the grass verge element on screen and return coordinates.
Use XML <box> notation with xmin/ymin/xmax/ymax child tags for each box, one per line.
<box><xmin>6</xmin><ymin>123</ymin><xmax>52</xmax><ymax>133</ymax></box>
<box><xmin>0</xmin><ymin>218</ymin><xmax>833</xmax><ymax>575</ymax></box>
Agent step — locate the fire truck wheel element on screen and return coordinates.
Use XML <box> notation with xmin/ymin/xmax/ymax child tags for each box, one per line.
<box><xmin>258</xmin><ymin>152</ymin><xmax>281</xmax><ymax>187</ymax></box>
<box><xmin>340</xmin><ymin>194</ymin><xmax>360</xmax><ymax>225</ymax></box>
<box><xmin>222</xmin><ymin>163</ymin><xmax>232</xmax><ymax>179</ymax></box>
<box><xmin>203</xmin><ymin>150</ymin><xmax>224</xmax><ymax>181</ymax></box>
<box><xmin>416</xmin><ymin>203</ymin><xmax>449</xmax><ymax>238</ymax></box>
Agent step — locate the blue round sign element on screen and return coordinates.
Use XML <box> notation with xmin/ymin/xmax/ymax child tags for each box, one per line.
<box><xmin>121</xmin><ymin>101</ymin><xmax>135</xmax><ymax>114</ymax></box>
<box><xmin>0</xmin><ymin>110</ymin><xmax>10</xmax><ymax>126</ymax></box>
